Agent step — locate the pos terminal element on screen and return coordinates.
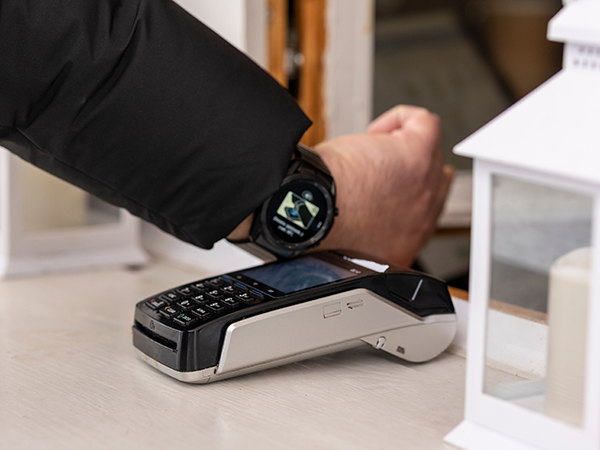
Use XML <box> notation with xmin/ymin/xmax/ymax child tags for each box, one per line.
<box><xmin>132</xmin><ymin>251</ymin><xmax>456</xmax><ymax>383</ymax></box>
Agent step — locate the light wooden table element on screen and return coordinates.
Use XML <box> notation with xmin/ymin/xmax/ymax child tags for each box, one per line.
<box><xmin>0</xmin><ymin>260</ymin><xmax>465</xmax><ymax>450</ymax></box>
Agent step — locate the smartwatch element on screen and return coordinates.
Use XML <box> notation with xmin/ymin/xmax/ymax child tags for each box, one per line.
<box><xmin>231</xmin><ymin>143</ymin><xmax>337</xmax><ymax>260</ymax></box>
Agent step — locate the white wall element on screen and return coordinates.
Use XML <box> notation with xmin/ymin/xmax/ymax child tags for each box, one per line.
<box><xmin>173</xmin><ymin>0</ymin><xmax>247</xmax><ymax>50</ymax></box>
<box><xmin>173</xmin><ymin>0</ymin><xmax>267</xmax><ymax>67</ymax></box>
<box><xmin>325</xmin><ymin>0</ymin><xmax>374</xmax><ymax>137</ymax></box>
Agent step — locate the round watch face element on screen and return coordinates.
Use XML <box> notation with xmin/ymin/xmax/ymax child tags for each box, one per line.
<box><xmin>263</xmin><ymin>177</ymin><xmax>333</xmax><ymax>248</ymax></box>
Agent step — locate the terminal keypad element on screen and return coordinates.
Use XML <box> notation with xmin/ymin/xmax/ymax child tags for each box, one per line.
<box><xmin>145</xmin><ymin>276</ymin><xmax>265</xmax><ymax>329</ymax></box>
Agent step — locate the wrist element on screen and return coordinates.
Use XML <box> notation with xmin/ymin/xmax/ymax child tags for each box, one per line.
<box><xmin>227</xmin><ymin>213</ymin><xmax>254</xmax><ymax>242</ymax></box>
<box><xmin>311</xmin><ymin>142</ymin><xmax>351</xmax><ymax>251</ymax></box>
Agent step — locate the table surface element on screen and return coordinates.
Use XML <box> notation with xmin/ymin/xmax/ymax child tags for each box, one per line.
<box><xmin>0</xmin><ymin>260</ymin><xmax>466</xmax><ymax>450</ymax></box>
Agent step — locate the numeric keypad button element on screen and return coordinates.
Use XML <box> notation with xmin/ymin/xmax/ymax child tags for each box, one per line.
<box><xmin>233</xmin><ymin>282</ymin><xmax>248</xmax><ymax>292</ymax></box>
<box><xmin>190</xmin><ymin>282</ymin><xmax>208</xmax><ymax>292</ymax></box>
<box><xmin>191</xmin><ymin>306</ymin><xmax>211</xmax><ymax>319</ymax></box>
<box><xmin>205</xmin><ymin>290</ymin><xmax>222</xmax><ymax>301</ymax></box>
<box><xmin>177</xmin><ymin>287</ymin><xmax>194</xmax><ymax>296</ymax></box>
<box><xmin>205</xmin><ymin>301</ymin><xmax>226</xmax><ymax>313</ymax></box>
<box><xmin>235</xmin><ymin>292</ymin><xmax>257</xmax><ymax>304</ymax></box>
<box><xmin>159</xmin><ymin>305</ymin><xmax>180</xmax><ymax>318</ymax></box>
<box><xmin>249</xmin><ymin>290</ymin><xmax>264</xmax><ymax>300</ymax></box>
<box><xmin>160</xmin><ymin>292</ymin><xmax>179</xmax><ymax>302</ymax></box>
<box><xmin>221</xmin><ymin>296</ymin><xmax>240</xmax><ymax>308</ymax></box>
<box><xmin>146</xmin><ymin>298</ymin><xmax>167</xmax><ymax>310</ymax></box>
<box><xmin>206</xmin><ymin>277</ymin><xmax>228</xmax><ymax>288</ymax></box>
<box><xmin>220</xmin><ymin>285</ymin><xmax>236</xmax><ymax>295</ymax></box>
<box><xmin>177</xmin><ymin>299</ymin><xmax>195</xmax><ymax>310</ymax></box>
<box><xmin>190</xmin><ymin>293</ymin><xmax>208</xmax><ymax>303</ymax></box>
<box><xmin>173</xmin><ymin>312</ymin><xmax>198</xmax><ymax>328</ymax></box>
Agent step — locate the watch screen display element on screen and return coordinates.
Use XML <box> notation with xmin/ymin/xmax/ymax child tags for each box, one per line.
<box><xmin>266</xmin><ymin>180</ymin><xmax>331</xmax><ymax>245</ymax></box>
<box><xmin>276</xmin><ymin>191</ymin><xmax>320</xmax><ymax>230</ymax></box>
<box><xmin>239</xmin><ymin>256</ymin><xmax>359</xmax><ymax>294</ymax></box>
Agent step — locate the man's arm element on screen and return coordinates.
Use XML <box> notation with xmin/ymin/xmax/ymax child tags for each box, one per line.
<box><xmin>0</xmin><ymin>0</ymin><xmax>310</xmax><ymax>249</ymax></box>
<box><xmin>229</xmin><ymin>106</ymin><xmax>453</xmax><ymax>266</ymax></box>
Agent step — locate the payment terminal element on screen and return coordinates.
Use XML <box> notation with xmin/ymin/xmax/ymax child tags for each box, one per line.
<box><xmin>132</xmin><ymin>251</ymin><xmax>456</xmax><ymax>383</ymax></box>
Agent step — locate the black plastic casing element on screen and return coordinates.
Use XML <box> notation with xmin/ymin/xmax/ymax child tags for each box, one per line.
<box><xmin>132</xmin><ymin>251</ymin><xmax>454</xmax><ymax>373</ymax></box>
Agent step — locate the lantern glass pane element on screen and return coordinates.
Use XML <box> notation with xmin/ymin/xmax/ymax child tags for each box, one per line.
<box><xmin>484</xmin><ymin>174</ymin><xmax>592</xmax><ymax>427</ymax></box>
<box><xmin>17</xmin><ymin>160</ymin><xmax>120</xmax><ymax>232</ymax></box>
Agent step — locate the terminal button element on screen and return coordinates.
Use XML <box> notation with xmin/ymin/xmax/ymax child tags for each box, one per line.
<box><xmin>190</xmin><ymin>282</ymin><xmax>207</xmax><ymax>292</ymax></box>
<box><xmin>159</xmin><ymin>305</ymin><xmax>180</xmax><ymax>318</ymax></box>
<box><xmin>220</xmin><ymin>285</ymin><xmax>236</xmax><ymax>295</ymax></box>
<box><xmin>190</xmin><ymin>293</ymin><xmax>208</xmax><ymax>303</ymax></box>
<box><xmin>205</xmin><ymin>301</ymin><xmax>226</xmax><ymax>313</ymax></box>
<box><xmin>234</xmin><ymin>282</ymin><xmax>248</xmax><ymax>292</ymax></box>
<box><xmin>222</xmin><ymin>296</ymin><xmax>240</xmax><ymax>308</ymax></box>
<box><xmin>146</xmin><ymin>298</ymin><xmax>167</xmax><ymax>310</ymax></box>
<box><xmin>235</xmin><ymin>292</ymin><xmax>256</xmax><ymax>304</ymax></box>
<box><xmin>160</xmin><ymin>292</ymin><xmax>179</xmax><ymax>302</ymax></box>
<box><xmin>323</xmin><ymin>302</ymin><xmax>342</xmax><ymax>318</ymax></box>
<box><xmin>207</xmin><ymin>277</ymin><xmax>227</xmax><ymax>287</ymax></box>
<box><xmin>177</xmin><ymin>287</ymin><xmax>194</xmax><ymax>296</ymax></box>
<box><xmin>191</xmin><ymin>306</ymin><xmax>211</xmax><ymax>319</ymax></box>
<box><xmin>173</xmin><ymin>312</ymin><xmax>197</xmax><ymax>328</ymax></box>
<box><xmin>206</xmin><ymin>290</ymin><xmax>222</xmax><ymax>301</ymax></box>
<box><xmin>177</xmin><ymin>299</ymin><xmax>195</xmax><ymax>310</ymax></box>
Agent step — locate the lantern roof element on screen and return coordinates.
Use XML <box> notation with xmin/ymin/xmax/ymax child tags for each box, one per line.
<box><xmin>454</xmin><ymin>0</ymin><xmax>600</xmax><ymax>186</ymax></box>
<box><xmin>549</xmin><ymin>0</ymin><xmax>600</xmax><ymax>46</ymax></box>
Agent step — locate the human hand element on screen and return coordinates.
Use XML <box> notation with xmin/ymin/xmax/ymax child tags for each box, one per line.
<box><xmin>313</xmin><ymin>105</ymin><xmax>454</xmax><ymax>266</ymax></box>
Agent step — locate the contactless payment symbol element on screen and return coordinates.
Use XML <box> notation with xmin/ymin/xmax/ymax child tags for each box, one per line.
<box><xmin>277</xmin><ymin>191</ymin><xmax>320</xmax><ymax>230</ymax></box>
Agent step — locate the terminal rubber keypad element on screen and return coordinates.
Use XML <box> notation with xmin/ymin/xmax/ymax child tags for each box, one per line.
<box><xmin>145</xmin><ymin>276</ymin><xmax>264</xmax><ymax>329</ymax></box>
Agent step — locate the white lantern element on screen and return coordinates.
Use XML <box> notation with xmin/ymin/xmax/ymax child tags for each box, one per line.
<box><xmin>445</xmin><ymin>1</ymin><xmax>600</xmax><ymax>449</ymax></box>
<box><xmin>0</xmin><ymin>150</ymin><xmax>147</xmax><ymax>277</ymax></box>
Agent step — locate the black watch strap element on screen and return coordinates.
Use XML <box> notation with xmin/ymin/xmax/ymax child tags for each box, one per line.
<box><xmin>295</xmin><ymin>143</ymin><xmax>332</xmax><ymax>176</ymax></box>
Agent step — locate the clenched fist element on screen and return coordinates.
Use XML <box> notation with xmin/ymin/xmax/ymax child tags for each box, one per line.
<box><xmin>314</xmin><ymin>105</ymin><xmax>454</xmax><ymax>266</ymax></box>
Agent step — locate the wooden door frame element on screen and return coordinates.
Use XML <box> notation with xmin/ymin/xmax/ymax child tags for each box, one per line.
<box><xmin>268</xmin><ymin>0</ymin><xmax>374</xmax><ymax>145</ymax></box>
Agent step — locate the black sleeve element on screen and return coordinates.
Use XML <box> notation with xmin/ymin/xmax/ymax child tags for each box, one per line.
<box><xmin>0</xmin><ymin>0</ymin><xmax>311</xmax><ymax>249</ymax></box>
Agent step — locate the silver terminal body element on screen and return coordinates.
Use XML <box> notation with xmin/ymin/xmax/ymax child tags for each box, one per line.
<box><xmin>137</xmin><ymin>288</ymin><xmax>456</xmax><ymax>383</ymax></box>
